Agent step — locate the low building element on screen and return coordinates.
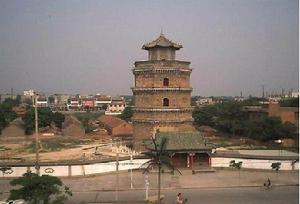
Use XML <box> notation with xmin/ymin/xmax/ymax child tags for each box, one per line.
<box><xmin>196</xmin><ymin>97</ymin><xmax>214</xmax><ymax>106</ymax></box>
<box><xmin>95</xmin><ymin>95</ymin><xmax>111</xmax><ymax>110</ymax></box>
<box><xmin>36</xmin><ymin>96</ymin><xmax>48</xmax><ymax>107</ymax></box>
<box><xmin>81</xmin><ymin>98</ymin><xmax>95</xmax><ymax>110</ymax></box>
<box><xmin>268</xmin><ymin>103</ymin><xmax>299</xmax><ymax>125</ymax></box>
<box><xmin>291</xmin><ymin>91</ymin><xmax>299</xmax><ymax>98</ymax></box>
<box><xmin>50</xmin><ymin>94</ymin><xmax>69</xmax><ymax>111</ymax></box>
<box><xmin>148</xmin><ymin>132</ymin><xmax>214</xmax><ymax>169</ymax></box>
<box><xmin>62</xmin><ymin>115</ymin><xmax>85</xmax><ymax>137</ymax></box>
<box><xmin>0</xmin><ymin>94</ymin><xmax>17</xmax><ymax>103</ymax></box>
<box><xmin>243</xmin><ymin>103</ymin><xmax>299</xmax><ymax>125</ymax></box>
<box><xmin>67</xmin><ymin>98</ymin><xmax>82</xmax><ymax>110</ymax></box>
<box><xmin>105</xmin><ymin>96</ymin><xmax>126</xmax><ymax>115</ymax></box>
<box><xmin>99</xmin><ymin>115</ymin><xmax>133</xmax><ymax>137</ymax></box>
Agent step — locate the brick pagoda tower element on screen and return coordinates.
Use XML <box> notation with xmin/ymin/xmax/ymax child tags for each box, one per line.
<box><xmin>132</xmin><ymin>33</ymin><xmax>195</xmax><ymax>144</ymax></box>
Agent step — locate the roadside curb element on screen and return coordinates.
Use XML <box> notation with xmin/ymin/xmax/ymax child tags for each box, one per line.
<box><xmin>68</xmin><ymin>183</ymin><xmax>299</xmax><ymax>192</ymax></box>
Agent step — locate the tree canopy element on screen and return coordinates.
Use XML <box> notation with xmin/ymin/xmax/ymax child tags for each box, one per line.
<box><xmin>193</xmin><ymin>102</ymin><xmax>247</xmax><ymax>136</ymax></box>
<box><xmin>0</xmin><ymin>97</ymin><xmax>20</xmax><ymax>133</ymax></box>
<box><xmin>119</xmin><ymin>106</ymin><xmax>133</xmax><ymax>122</ymax></box>
<box><xmin>9</xmin><ymin>171</ymin><xmax>72</xmax><ymax>204</ymax></box>
<box><xmin>22</xmin><ymin>108</ymin><xmax>65</xmax><ymax>135</ymax></box>
<box><xmin>280</xmin><ymin>98</ymin><xmax>299</xmax><ymax>107</ymax></box>
<box><xmin>192</xmin><ymin>101</ymin><xmax>298</xmax><ymax>142</ymax></box>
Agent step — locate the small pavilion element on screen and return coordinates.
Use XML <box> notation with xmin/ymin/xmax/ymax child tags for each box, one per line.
<box><xmin>148</xmin><ymin>132</ymin><xmax>214</xmax><ymax>170</ymax></box>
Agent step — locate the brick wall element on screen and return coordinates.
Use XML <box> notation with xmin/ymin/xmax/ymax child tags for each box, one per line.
<box><xmin>112</xmin><ymin>123</ymin><xmax>133</xmax><ymax>136</ymax></box>
<box><xmin>135</xmin><ymin>73</ymin><xmax>190</xmax><ymax>88</ymax></box>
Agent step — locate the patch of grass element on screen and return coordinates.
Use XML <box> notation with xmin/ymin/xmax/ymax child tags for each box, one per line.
<box><xmin>26</xmin><ymin>137</ymin><xmax>94</xmax><ymax>152</ymax></box>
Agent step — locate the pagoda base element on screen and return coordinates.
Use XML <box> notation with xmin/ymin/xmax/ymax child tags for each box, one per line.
<box><xmin>133</xmin><ymin>120</ymin><xmax>196</xmax><ymax>144</ymax></box>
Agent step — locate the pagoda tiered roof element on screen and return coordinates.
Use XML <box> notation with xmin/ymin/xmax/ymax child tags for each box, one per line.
<box><xmin>142</xmin><ymin>33</ymin><xmax>183</xmax><ymax>50</ymax></box>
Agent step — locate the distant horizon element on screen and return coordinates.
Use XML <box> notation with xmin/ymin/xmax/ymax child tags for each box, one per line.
<box><xmin>0</xmin><ymin>0</ymin><xmax>298</xmax><ymax>97</ymax></box>
<box><xmin>1</xmin><ymin>89</ymin><xmax>298</xmax><ymax>98</ymax></box>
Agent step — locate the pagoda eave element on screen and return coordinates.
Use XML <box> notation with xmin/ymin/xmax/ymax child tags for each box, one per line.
<box><xmin>132</xmin><ymin>87</ymin><xmax>193</xmax><ymax>92</ymax></box>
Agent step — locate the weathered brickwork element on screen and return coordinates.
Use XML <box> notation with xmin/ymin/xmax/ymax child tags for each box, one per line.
<box><xmin>133</xmin><ymin>121</ymin><xmax>195</xmax><ymax>142</ymax></box>
<box><xmin>133</xmin><ymin>91</ymin><xmax>191</xmax><ymax>108</ymax></box>
<box><xmin>132</xmin><ymin>34</ymin><xmax>196</xmax><ymax>142</ymax></box>
<box><xmin>134</xmin><ymin>72</ymin><xmax>191</xmax><ymax>88</ymax></box>
<box><xmin>133</xmin><ymin>110</ymin><xmax>193</xmax><ymax>121</ymax></box>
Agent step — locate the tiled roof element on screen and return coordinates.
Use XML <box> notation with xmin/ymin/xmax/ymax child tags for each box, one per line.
<box><xmin>99</xmin><ymin>115</ymin><xmax>127</xmax><ymax>129</ymax></box>
<box><xmin>62</xmin><ymin>115</ymin><xmax>82</xmax><ymax>128</ymax></box>
<box><xmin>142</xmin><ymin>33</ymin><xmax>183</xmax><ymax>50</ymax></box>
<box><xmin>95</xmin><ymin>95</ymin><xmax>111</xmax><ymax>101</ymax></box>
<box><xmin>149</xmin><ymin>132</ymin><xmax>214</xmax><ymax>151</ymax></box>
<box><xmin>112</xmin><ymin>96</ymin><xmax>124</xmax><ymax>101</ymax></box>
<box><xmin>81</xmin><ymin>98</ymin><xmax>94</xmax><ymax>101</ymax></box>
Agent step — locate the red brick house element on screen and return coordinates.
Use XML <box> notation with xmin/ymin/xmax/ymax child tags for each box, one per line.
<box><xmin>244</xmin><ymin>102</ymin><xmax>299</xmax><ymax>126</ymax></box>
<box><xmin>99</xmin><ymin>115</ymin><xmax>133</xmax><ymax>137</ymax></box>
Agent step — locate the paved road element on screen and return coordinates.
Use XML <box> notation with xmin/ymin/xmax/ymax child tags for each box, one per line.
<box><xmin>67</xmin><ymin>186</ymin><xmax>299</xmax><ymax>204</ymax></box>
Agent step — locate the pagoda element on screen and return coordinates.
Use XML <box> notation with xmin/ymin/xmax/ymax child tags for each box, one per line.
<box><xmin>132</xmin><ymin>33</ymin><xmax>195</xmax><ymax>144</ymax></box>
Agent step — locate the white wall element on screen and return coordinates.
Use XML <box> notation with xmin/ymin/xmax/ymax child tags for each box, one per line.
<box><xmin>1</xmin><ymin>157</ymin><xmax>298</xmax><ymax>178</ymax></box>
<box><xmin>0</xmin><ymin>159</ymin><xmax>150</xmax><ymax>178</ymax></box>
<box><xmin>211</xmin><ymin>157</ymin><xmax>299</xmax><ymax>170</ymax></box>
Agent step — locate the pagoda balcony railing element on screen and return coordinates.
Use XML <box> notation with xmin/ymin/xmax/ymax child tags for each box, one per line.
<box><xmin>132</xmin><ymin>67</ymin><xmax>192</xmax><ymax>73</ymax></box>
<box><xmin>132</xmin><ymin>107</ymin><xmax>193</xmax><ymax>112</ymax></box>
<box><xmin>131</xmin><ymin>87</ymin><xmax>193</xmax><ymax>92</ymax></box>
<box><xmin>134</xmin><ymin>60</ymin><xmax>190</xmax><ymax>67</ymax></box>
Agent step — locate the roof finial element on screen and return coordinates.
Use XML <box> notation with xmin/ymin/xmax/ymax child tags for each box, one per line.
<box><xmin>160</xmin><ymin>26</ymin><xmax>164</xmax><ymax>36</ymax></box>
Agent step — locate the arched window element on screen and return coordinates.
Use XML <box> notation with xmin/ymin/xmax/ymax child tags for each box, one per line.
<box><xmin>163</xmin><ymin>98</ymin><xmax>169</xmax><ymax>107</ymax></box>
<box><xmin>163</xmin><ymin>78</ymin><xmax>169</xmax><ymax>87</ymax></box>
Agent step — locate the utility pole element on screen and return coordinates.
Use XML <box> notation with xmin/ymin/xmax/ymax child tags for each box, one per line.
<box><xmin>115</xmin><ymin>139</ymin><xmax>119</xmax><ymax>202</ymax></box>
<box><xmin>130</xmin><ymin>151</ymin><xmax>133</xmax><ymax>189</ymax></box>
<box><xmin>34</xmin><ymin>94</ymin><xmax>40</xmax><ymax>175</ymax></box>
<box><xmin>262</xmin><ymin>85</ymin><xmax>265</xmax><ymax>99</ymax></box>
<box><xmin>145</xmin><ymin>173</ymin><xmax>149</xmax><ymax>200</ymax></box>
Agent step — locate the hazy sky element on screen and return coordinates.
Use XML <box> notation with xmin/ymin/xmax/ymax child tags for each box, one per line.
<box><xmin>0</xmin><ymin>0</ymin><xmax>298</xmax><ymax>96</ymax></box>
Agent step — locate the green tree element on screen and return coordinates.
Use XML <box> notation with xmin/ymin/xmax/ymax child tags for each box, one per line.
<box><xmin>192</xmin><ymin>105</ymin><xmax>216</xmax><ymax>127</ymax></box>
<box><xmin>278</xmin><ymin>122</ymin><xmax>297</xmax><ymax>139</ymax></box>
<box><xmin>193</xmin><ymin>101</ymin><xmax>247</xmax><ymax>136</ymax></box>
<box><xmin>0</xmin><ymin>100</ymin><xmax>18</xmax><ymax>133</ymax></box>
<box><xmin>280</xmin><ymin>98</ymin><xmax>299</xmax><ymax>107</ymax></box>
<box><xmin>119</xmin><ymin>106</ymin><xmax>133</xmax><ymax>122</ymax></box>
<box><xmin>53</xmin><ymin>112</ymin><xmax>65</xmax><ymax>129</ymax></box>
<box><xmin>2</xmin><ymin>97</ymin><xmax>21</xmax><ymax>107</ymax></box>
<box><xmin>23</xmin><ymin>108</ymin><xmax>65</xmax><ymax>135</ymax></box>
<box><xmin>245</xmin><ymin>116</ymin><xmax>289</xmax><ymax>141</ymax></box>
<box><xmin>9</xmin><ymin>171</ymin><xmax>72</xmax><ymax>204</ymax></box>
<box><xmin>142</xmin><ymin>136</ymin><xmax>181</xmax><ymax>204</ymax></box>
